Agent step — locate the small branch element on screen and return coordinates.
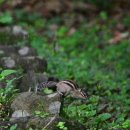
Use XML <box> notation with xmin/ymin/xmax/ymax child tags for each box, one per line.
<box><xmin>42</xmin><ymin>115</ymin><xmax>57</xmax><ymax>130</ymax></box>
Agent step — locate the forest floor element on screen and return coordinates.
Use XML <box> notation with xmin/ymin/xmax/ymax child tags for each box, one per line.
<box><xmin>1</xmin><ymin>1</ymin><xmax>130</xmax><ymax>129</ymax></box>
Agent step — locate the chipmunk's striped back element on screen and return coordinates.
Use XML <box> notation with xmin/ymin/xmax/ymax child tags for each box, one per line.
<box><xmin>37</xmin><ymin>81</ymin><xmax>57</xmax><ymax>91</ymax></box>
<box><xmin>37</xmin><ymin>80</ymin><xmax>87</xmax><ymax>99</ymax></box>
<box><xmin>60</xmin><ymin>80</ymin><xmax>79</xmax><ymax>89</ymax></box>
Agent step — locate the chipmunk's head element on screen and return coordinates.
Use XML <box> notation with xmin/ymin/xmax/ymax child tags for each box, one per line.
<box><xmin>70</xmin><ymin>88</ymin><xmax>87</xmax><ymax>99</ymax></box>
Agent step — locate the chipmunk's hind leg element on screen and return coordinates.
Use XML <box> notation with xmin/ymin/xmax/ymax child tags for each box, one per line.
<box><xmin>34</xmin><ymin>83</ymin><xmax>39</xmax><ymax>93</ymax></box>
<box><xmin>57</xmin><ymin>90</ymin><xmax>63</xmax><ymax>95</ymax></box>
<box><xmin>28</xmin><ymin>87</ymin><xmax>32</xmax><ymax>92</ymax></box>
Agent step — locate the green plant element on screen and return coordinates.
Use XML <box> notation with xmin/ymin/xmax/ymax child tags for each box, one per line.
<box><xmin>122</xmin><ymin>119</ymin><xmax>130</xmax><ymax>129</ymax></box>
<box><xmin>29</xmin><ymin>22</ymin><xmax>130</xmax><ymax>128</ymax></box>
<box><xmin>63</xmin><ymin>96</ymin><xmax>99</xmax><ymax>127</ymax></box>
<box><xmin>123</xmin><ymin>17</ymin><xmax>130</xmax><ymax>27</ymax></box>
<box><xmin>33</xmin><ymin>110</ymin><xmax>49</xmax><ymax>118</ymax></box>
<box><xmin>28</xmin><ymin>128</ymin><xmax>33</xmax><ymax>130</ymax></box>
<box><xmin>9</xmin><ymin>124</ymin><xmax>17</xmax><ymax>130</ymax></box>
<box><xmin>0</xmin><ymin>70</ymin><xmax>17</xmax><ymax>103</ymax></box>
<box><xmin>0</xmin><ymin>11</ymin><xmax>13</xmax><ymax>24</ymax></box>
<box><xmin>43</xmin><ymin>88</ymin><xmax>54</xmax><ymax>94</ymax></box>
<box><xmin>57</xmin><ymin>122</ymin><xmax>68</xmax><ymax>130</ymax></box>
<box><xmin>0</xmin><ymin>0</ymin><xmax>4</xmax><ymax>4</ymax></box>
<box><xmin>0</xmin><ymin>69</ymin><xmax>18</xmax><ymax>122</ymax></box>
<box><xmin>99</xmin><ymin>11</ymin><xmax>108</xmax><ymax>20</ymax></box>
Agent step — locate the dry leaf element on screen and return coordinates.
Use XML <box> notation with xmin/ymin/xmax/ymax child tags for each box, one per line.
<box><xmin>108</xmin><ymin>31</ymin><xmax>129</xmax><ymax>44</ymax></box>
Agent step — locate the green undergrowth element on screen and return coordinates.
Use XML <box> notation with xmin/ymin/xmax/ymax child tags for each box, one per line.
<box><xmin>0</xmin><ymin>70</ymin><xmax>18</xmax><ymax>126</ymax></box>
<box><xmin>29</xmin><ymin>18</ymin><xmax>130</xmax><ymax>129</ymax></box>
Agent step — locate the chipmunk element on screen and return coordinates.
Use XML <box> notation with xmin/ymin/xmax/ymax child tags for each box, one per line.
<box><xmin>37</xmin><ymin>80</ymin><xmax>87</xmax><ymax>99</ymax></box>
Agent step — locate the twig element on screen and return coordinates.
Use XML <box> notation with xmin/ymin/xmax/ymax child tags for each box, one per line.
<box><xmin>42</xmin><ymin>115</ymin><xmax>57</xmax><ymax>130</ymax></box>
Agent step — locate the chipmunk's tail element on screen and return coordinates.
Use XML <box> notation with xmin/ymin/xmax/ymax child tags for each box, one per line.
<box><xmin>37</xmin><ymin>81</ymin><xmax>57</xmax><ymax>91</ymax></box>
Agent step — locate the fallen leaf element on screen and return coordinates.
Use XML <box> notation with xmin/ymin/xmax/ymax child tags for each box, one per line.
<box><xmin>108</xmin><ymin>31</ymin><xmax>129</xmax><ymax>44</ymax></box>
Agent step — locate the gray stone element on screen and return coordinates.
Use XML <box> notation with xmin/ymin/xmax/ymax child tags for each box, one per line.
<box><xmin>12</xmin><ymin>25</ymin><xmax>28</xmax><ymax>36</ymax></box>
<box><xmin>48</xmin><ymin>101</ymin><xmax>61</xmax><ymax>114</ymax></box>
<box><xmin>2</xmin><ymin>57</ymin><xmax>15</xmax><ymax>68</ymax></box>
<box><xmin>18</xmin><ymin>46</ymin><xmax>29</xmax><ymax>56</ymax></box>
<box><xmin>10</xmin><ymin>110</ymin><xmax>30</xmax><ymax>121</ymax></box>
<box><xmin>11</xmin><ymin>92</ymin><xmax>61</xmax><ymax>115</ymax></box>
<box><xmin>19</xmin><ymin>72</ymin><xmax>48</xmax><ymax>92</ymax></box>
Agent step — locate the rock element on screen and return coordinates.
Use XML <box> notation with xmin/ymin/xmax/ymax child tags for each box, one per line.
<box><xmin>10</xmin><ymin>110</ymin><xmax>30</xmax><ymax>121</ymax></box>
<box><xmin>11</xmin><ymin>92</ymin><xmax>61</xmax><ymax>115</ymax></box>
<box><xmin>0</xmin><ymin>55</ymin><xmax>47</xmax><ymax>72</ymax></box>
<box><xmin>9</xmin><ymin>92</ymin><xmax>86</xmax><ymax>130</ymax></box>
<box><xmin>12</xmin><ymin>25</ymin><xmax>28</xmax><ymax>36</ymax></box>
<box><xmin>18</xmin><ymin>46</ymin><xmax>37</xmax><ymax>56</ymax></box>
<box><xmin>0</xmin><ymin>45</ymin><xmax>47</xmax><ymax>72</ymax></box>
<box><xmin>26</xmin><ymin>116</ymin><xmax>86</xmax><ymax>130</ymax></box>
<box><xmin>0</xmin><ymin>45</ymin><xmax>37</xmax><ymax>57</ymax></box>
<box><xmin>19</xmin><ymin>56</ymin><xmax>47</xmax><ymax>72</ymax></box>
<box><xmin>0</xmin><ymin>26</ymin><xmax>11</xmax><ymax>33</ymax></box>
<box><xmin>6</xmin><ymin>115</ymin><xmax>86</xmax><ymax>130</ymax></box>
<box><xmin>1</xmin><ymin>57</ymin><xmax>16</xmax><ymax>68</ymax></box>
<box><xmin>0</xmin><ymin>116</ymin><xmax>86</xmax><ymax>130</ymax></box>
<box><xmin>18</xmin><ymin>46</ymin><xmax>29</xmax><ymax>56</ymax></box>
<box><xmin>48</xmin><ymin>101</ymin><xmax>61</xmax><ymax>114</ymax></box>
<box><xmin>19</xmin><ymin>71</ymin><xmax>48</xmax><ymax>92</ymax></box>
<box><xmin>0</xmin><ymin>45</ymin><xmax>18</xmax><ymax>57</ymax></box>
